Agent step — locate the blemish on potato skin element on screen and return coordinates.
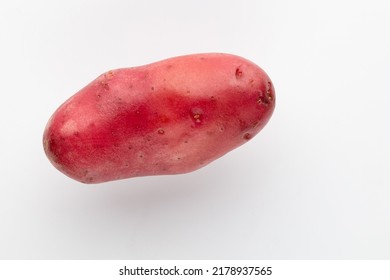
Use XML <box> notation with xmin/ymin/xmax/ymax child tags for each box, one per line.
<box><xmin>86</xmin><ymin>176</ymin><xmax>94</xmax><ymax>183</ymax></box>
<box><xmin>190</xmin><ymin>108</ymin><xmax>203</xmax><ymax>124</ymax></box>
<box><xmin>100</xmin><ymin>81</ymin><xmax>109</xmax><ymax>90</ymax></box>
<box><xmin>157</xmin><ymin>128</ymin><xmax>165</xmax><ymax>134</ymax></box>
<box><xmin>266</xmin><ymin>81</ymin><xmax>274</xmax><ymax>101</ymax></box>
<box><xmin>257</xmin><ymin>94</ymin><xmax>271</xmax><ymax>105</ymax></box>
<box><xmin>99</xmin><ymin>71</ymin><xmax>113</xmax><ymax>90</ymax></box>
<box><xmin>105</xmin><ymin>70</ymin><xmax>114</xmax><ymax>79</ymax></box>
<box><xmin>267</xmin><ymin>81</ymin><xmax>272</xmax><ymax>90</ymax></box>
<box><xmin>193</xmin><ymin>114</ymin><xmax>201</xmax><ymax>123</ymax></box>
<box><xmin>235</xmin><ymin>67</ymin><xmax>243</xmax><ymax>79</ymax></box>
<box><xmin>257</xmin><ymin>83</ymin><xmax>273</xmax><ymax>105</ymax></box>
<box><xmin>107</xmin><ymin>70</ymin><xmax>114</xmax><ymax>76</ymax></box>
<box><xmin>243</xmin><ymin>133</ymin><xmax>252</xmax><ymax>140</ymax></box>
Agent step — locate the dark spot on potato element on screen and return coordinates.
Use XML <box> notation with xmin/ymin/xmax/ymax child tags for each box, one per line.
<box><xmin>235</xmin><ymin>67</ymin><xmax>243</xmax><ymax>79</ymax></box>
<box><xmin>243</xmin><ymin>133</ymin><xmax>252</xmax><ymax>140</ymax></box>
<box><xmin>177</xmin><ymin>157</ymin><xmax>181</xmax><ymax>160</ymax></box>
<box><xmin>100</xmin><ymin>81</ymin><xmax>109</xmax><ymax>90</ymax></box>
<box><xmin>151</xmin><ymin>86</ymin><xmax>154</xmax><ymax>91</ymax></box>
<box><xmin>128</xmin><ymin>146</ymin><xmax>132</xmax><ymax>150</ymax></box>
<box><xmin>251</xmin><ymin>120</ymin><xmax>260</xmax><ymax>129</ymax></box>
<box><xmin>257</xmin><ymin>95</ymin><xmax>271</xmax><ymax>105</ymax></box>
<box><xmin>157</xmin><ymin>129</ymin><xmax>165</xmax><ymax>134</ymax></box>
<box><xmin>266</xmin><ymin>81</ymin><xmax>274</xmax><ymax>101</ymax></box>
<box><xmin>190</xmin><ymin>108</ymin><xmax>203</xmax><ymax>124</ymax></box>
<box><xmin>257</xmin><ymin>86</ymin><xmax>273</xmax><ymax>105</ymax></box>
<box><xmin>238</xmin><ymin>120</ymin><xmax>247</xmax><ymax>131</ymax></box>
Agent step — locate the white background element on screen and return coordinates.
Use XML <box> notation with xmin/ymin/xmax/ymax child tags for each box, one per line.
<box><xmin>0</xmin><ymin>0</ymin><xmax>389</xmax><ymax>259</ymax></box>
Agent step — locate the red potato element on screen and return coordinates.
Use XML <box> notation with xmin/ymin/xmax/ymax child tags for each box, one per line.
<box><xmin>43</xmin><ymin>53</ymin><xmax>275</xmax><ymax>183</ymax></box>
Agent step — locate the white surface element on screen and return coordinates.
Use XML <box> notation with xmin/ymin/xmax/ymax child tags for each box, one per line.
<box><xmin>0</xmin><ymin>0</ymin><xmax>389</xmax><ymax>259</ymax></box>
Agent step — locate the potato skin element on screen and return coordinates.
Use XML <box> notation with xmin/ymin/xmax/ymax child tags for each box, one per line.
<box><xmin>43</xmin><ymin>53</ymin><xmax>275</xmax><ymax>183</ymax></box>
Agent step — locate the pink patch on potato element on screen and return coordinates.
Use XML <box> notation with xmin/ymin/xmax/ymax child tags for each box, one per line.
<box><xmin>43</xmin><ymin>53</ymin><xmax>275</xmax><ymax>183</ymax></box>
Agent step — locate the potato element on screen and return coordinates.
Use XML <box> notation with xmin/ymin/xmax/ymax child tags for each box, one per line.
<box><xmin>43</xmin><ymin>53</ymin><xmax>275</xmax><ymax>183</ymax></box>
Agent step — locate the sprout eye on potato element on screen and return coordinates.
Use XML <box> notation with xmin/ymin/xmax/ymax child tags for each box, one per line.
<box><xmin>43</xmin><ymin>53</ymin><xmax>275</xmax><ymax>184</ymax></box>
